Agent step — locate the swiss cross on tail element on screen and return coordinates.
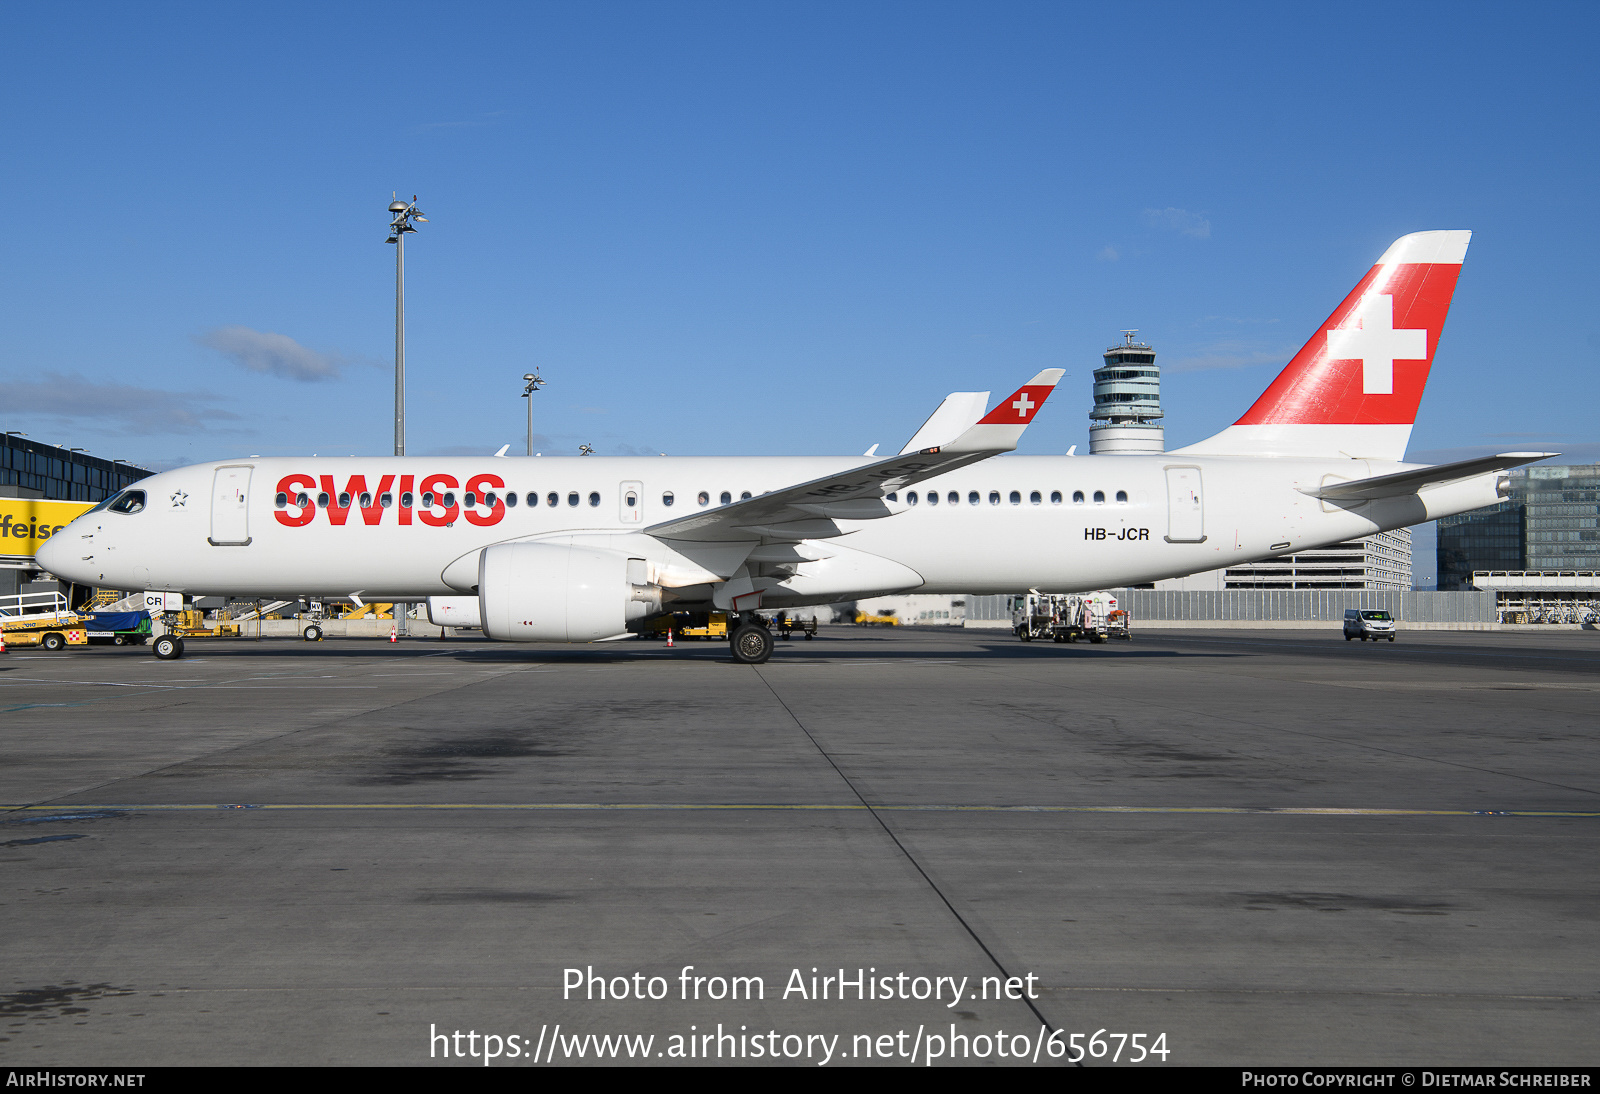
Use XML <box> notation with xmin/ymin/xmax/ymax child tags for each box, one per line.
<box><xmin>977</xmin><ymin>381</ymin><xmax>1052</xmax><ymax>425</ymax></box>
<box><xmin>1234</xmin><ymin>230</ymin><xmax>1470</xmax><ymax>428</ymax></box>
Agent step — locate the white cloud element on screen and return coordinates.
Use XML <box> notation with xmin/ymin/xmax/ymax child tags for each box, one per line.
<box><xmin>1097</xmin><ymin>246</ymin><xmax>1119</xmax><ymax>262</ymax></box>
<box><xmin>1163</xmin><ymin>340</ymin><xmax>1292</xmax><ymax>373</ymax></box>
<box><xmin>197</xmin><ymin>325</ymin><xmax>367</xmax><ymax>382</ymax></box>
<box><xmin>1144</xmin><ymin>207</ymin><xmax>1212</xmax><ymax>239</ymax></box>
<box><xmin>0</xmin><ymin>371</ymin><xmax>239</xmax><ymax>434</ymax></box>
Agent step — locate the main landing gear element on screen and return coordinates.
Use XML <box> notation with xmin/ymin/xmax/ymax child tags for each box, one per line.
<box><xmin>729</xmin><ymin>615</ymin><xmax>775</xmax><ymax>665</ymax></box>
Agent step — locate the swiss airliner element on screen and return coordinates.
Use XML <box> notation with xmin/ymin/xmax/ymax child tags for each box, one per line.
<box><xmin>38</xmin><ymin>231</ymin><xmax>1549</xmax><ymax>663</ymax></box>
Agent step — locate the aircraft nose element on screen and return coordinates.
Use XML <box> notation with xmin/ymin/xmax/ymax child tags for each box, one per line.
<box><xmin>35</xmin><ymin>522</ymin><xmax>83</xmax><ymax>581</ymax></box>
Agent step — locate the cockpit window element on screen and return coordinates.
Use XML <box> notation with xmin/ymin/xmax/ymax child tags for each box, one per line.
<box><xmin>108</xmin><ymin>490</ymin><xmax>147</xmax><ymax>515</ymax></box>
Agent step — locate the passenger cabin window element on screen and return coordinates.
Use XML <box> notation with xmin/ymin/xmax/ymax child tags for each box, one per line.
<box><xmin>298</xmin><ymin>492</ymin><xmax>313</xmax><ymax>508</ymax></box>
<box><xmin>967</xmin><ymin>491</ymin><xmax>980</xmax><ymax>505</ymax></box>
<box><xmin>317</xmin><ymin>492</ymin><xmax>331</xmax><ymax>507</ymax></box>
<box><xmin>1050</xmin><ymin>490</ymin><xmax>1062</xmax><ymax>504</ymax></box>
<box><xmin>483</xmin><ymin>492</ymin><xmax>497</xmax><ymax>508</ymax></box>
<box><xmin>1009</xmin><ymin>490</ymin><xmax>1021</xmax><ymax>505</ymax></box>
<box><xmin>505</xmin><ymin>492</ymin><xmax>517</xmax><ymax>508</ymax></box>
<box><xmin>1116</xmin><ymin>490</ymin><xmax>1128</xmax><ymax>503</ymax></box>
<box><xmin>274</xmin><ymin>492</ymin><xmax>287</xmax><ymax>508</ymax></box>
<box><xmin>1093</xmin><ymin>490</ymin><xmax>1105</xmax><ymax>504</ymax></box>
<box><xmin>421</xmin><ymin>492</ymin><xmax>435</xmax><ymax>507</ymax></box>
<box><xmin>337</xmin><ymin>492</ymin><xmax>351</xmax><ymax>508</ymax></box>
<box><xmin>625</xmin><ymin>490</ymin><xmax>637</xmax><ymax>507</ymax></box>
<box><xmin>567</xmin><ymin>492</ymin><xmax>579</xmax><ymax>507</ymax></box>
<box><xmin>908</xmin><ymin>491</ymin><xmax>919</xmax><ymax>505</ymax></box>
<box><xmin>358</xmin><ymin>492</ymin><xmax>373</xmax><ymax>509</ymax></box>
<box><xmin>662</xmin><ymin>491</ymin><xmax>675</xmax><ymax>507</ymax></box>
<box><xmin>380</xmin><ymin>493</ymin><xmax>393</xmax><ymax>508</ymax></box>
<box><xmin>588</xmin><ymin>491</ymin><xmax>601</xmax><ymax>507</ymax></box>
<box><xmin>464</xmin><ymin>492</ymin><xmax>477</xmax><ymax>507</ymax></box>
<box><xmin>988</xmin><ymin>491</ymin><xmax>1001</xmax><ymax>506</ymax></box>
<box><xmin>886</xmin><ymin>492</ymin><xmax>898</xmax><ymax>502</ymax></box>
<box><xmin>698</xmin><ymin>491</ymin><xmax>710</xmax><ymax>506</ymax></box>
<box><xmin>442</xmin><ymin>492</ymin><xmax>457</xmax><ymax>508</ymax></box>
<box><xmin>740</xmin><ymin>491</ymin><xmax>751</xmax><ymax>500</ymax></box>
<box><xmin>948</xmin><ymin>491</ymin><xmax>958</xmax><ymax>505</ymax></box>
<box><xmin>720</xmin><ymin>491</ymin><xmax>732</xmax><ymax>505</ymax></box>
<box><xmin>1072</xmin><ymin>491</ymin><xmax>1085</xmax><ymax>504</ymax></box>
<box><xmin>926</xmin><ymin>491</ymin><xmax>938</xmax><ymax>506</ymax></box>
<box><xmin>1030</xmin><ymin>490</ymin><xmax>1041</xmax><ymax>505</ymax></box>
<box><xmin>547</xmin><ymin>492</ymin><xmax>558</xmax><ymax>507</ymax></box>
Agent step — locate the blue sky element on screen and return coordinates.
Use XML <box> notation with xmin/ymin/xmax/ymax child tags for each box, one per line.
<box><xmin>3</xmin><ymin>2</ymin><xmax>1597</xmax><ymax>582</ymax></box>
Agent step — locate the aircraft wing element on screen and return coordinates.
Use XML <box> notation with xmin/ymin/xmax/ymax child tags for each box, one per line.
<box><xmin>1306</xmin><ymin>452</ymin><xmax>1557</xmax><ymax>501</ymax></box>
<box><xmin>646</xmin><ymin>369</ymin><xmax>1065</xmax><ymax>543</ymax></box>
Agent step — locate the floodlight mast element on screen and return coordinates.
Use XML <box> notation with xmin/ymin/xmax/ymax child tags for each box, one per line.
<box><xmin>386</xmin><ymin>195</ymin><xmax>426</xmax><ymax>456</ymax></box>
<box><xmin>522</xmin><ymin>370</ymin><xmax>546</xmax><ymax>456</ymax></box>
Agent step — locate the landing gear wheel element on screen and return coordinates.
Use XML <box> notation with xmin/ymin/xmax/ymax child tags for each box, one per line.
<box><xmin>41</xmin><ymin>632</ymin><xmax>66</xmax><ymax>651</ymax></box>
<box><xmin>730</xmin><ymin>624</ymin><xmax>774</xmax><ymax>664</ymax></box>
<box><xmin>303</xmin><ymin>624</ymin><xmax>323</xmax><ymax>642</ymax></box>
<box><xmin>153</xmin><ymin>635</ymin><xmax>184</xmax><ymax>660</ymax></box>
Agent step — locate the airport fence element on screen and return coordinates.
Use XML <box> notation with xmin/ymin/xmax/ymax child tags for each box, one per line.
<box><xmin>964</xmin><ymin>590</ymin><xmax>1495</xmax><ymax>624</ymax></box>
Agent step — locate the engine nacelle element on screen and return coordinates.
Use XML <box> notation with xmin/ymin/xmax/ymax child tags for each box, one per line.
<box><xmin>478</xmin><ymin>542</ymin><xmax>662</xmax><ymax>642</ymax></box>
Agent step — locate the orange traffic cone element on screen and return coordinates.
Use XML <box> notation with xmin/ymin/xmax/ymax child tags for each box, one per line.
<box><xmin>389</xmin><ymin>624</ymin><xmax>397</xmax><ymax>643</ymax></box>
<box><xmin>0</xmin><ymin>629</ymin><xmax>7</xmax><ymax>655</ymax></box>
<box><xmin>666</xmin><ymin>628</ymin><xmax>674</xmax><ymax>648</ymax></box>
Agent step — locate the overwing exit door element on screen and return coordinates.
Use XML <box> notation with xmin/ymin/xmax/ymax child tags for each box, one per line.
<box><xmin>620</xmin><ymin>480</ymin><xmax>643</xmax><ymax>524</ymax></box>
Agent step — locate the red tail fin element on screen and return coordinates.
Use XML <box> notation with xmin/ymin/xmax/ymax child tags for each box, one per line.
<box><xmin>1180</xmin><ymin>230</ymin><xmax>1470</xmax><ymax>460</ymax></box>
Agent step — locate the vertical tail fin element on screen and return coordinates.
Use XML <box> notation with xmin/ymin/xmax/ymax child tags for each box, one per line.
<box><xmin>1178</xmin><ymin>230</ymin><xmax>1470</xmax><ymax>460</ymax></box>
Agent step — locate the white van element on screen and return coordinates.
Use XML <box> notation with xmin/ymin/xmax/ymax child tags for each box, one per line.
<box><xmin>1343</xmin><ymin>608</ymin><xmax>1396</xmax><ymax>642</ymax></box>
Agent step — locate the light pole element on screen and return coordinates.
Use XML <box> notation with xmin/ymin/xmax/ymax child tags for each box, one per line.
<box><xmin>386</xmin><ymin>195</ymin><xmax>426</xmax><ymax>456</ymax></box>
<box><xmin>522</xmin><ymin>371</ymin><xmax>546</xmax><ymax>456</ymax></box>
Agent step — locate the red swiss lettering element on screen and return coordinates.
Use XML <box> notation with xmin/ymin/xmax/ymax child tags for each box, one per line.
<box><xmin>464</xmin><ymin>474</ymin><xmax>506</xmax><ymax>527</ymax></box>
<box><xmin>275</xmin><ymin>474</ymin><xmax>317</xmax><ymax>528</ymax></box>
<box><xmin>418</xmin><ymin>474</ymin><xmax>458</xmax><ymax>527</ymax></box>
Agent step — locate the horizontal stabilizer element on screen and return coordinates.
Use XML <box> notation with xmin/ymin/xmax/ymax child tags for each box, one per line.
<box><xmin>1306</xmin><ymin>452</ymin><xmax>1557</xmax><ymax>501</ymax></box>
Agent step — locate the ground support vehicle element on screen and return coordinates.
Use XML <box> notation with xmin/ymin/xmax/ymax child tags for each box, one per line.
<box><xmin>774</xmin><ymin>613</ymin><xmax>818</xmax><ymax>640</ymax></box>
<box><xmin>645</xmin><ymin>612</ymin><xmax>731</xmax><ymax>640</ymax></box>
<box><xmin>1010</xmin><ymin>592</ymin><xmax>1121</xmax><ymax>644</ymax></box>
<box><xmin>854</xmin><ymin>612</ymin><xmax>899</xmax><ymax>626</ymax></box>
<box><xmin>83</xmin><ymin>611</ymin><xmax>153</xmax><ymax>646</ymax></box>
<box><xmin>0</xmin><ymin>612</ymin><xmax>90</xmax><ymax>651</ymax></box>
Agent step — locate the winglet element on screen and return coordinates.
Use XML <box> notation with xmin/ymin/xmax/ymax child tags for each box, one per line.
<box><xmin>940</xmin><ymin>369</ymin><xmax>1066</xmax><ymax>453</ymax></box>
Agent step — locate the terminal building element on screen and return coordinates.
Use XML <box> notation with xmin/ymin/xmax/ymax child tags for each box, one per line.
<box><xmin>1</xmin><ymin>434</ymin><xmax>151</xmax><ymax>598</ymax></box>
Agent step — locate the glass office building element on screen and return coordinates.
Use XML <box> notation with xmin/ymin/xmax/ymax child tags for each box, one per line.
<box><xmin>1523</xmin><ymin>464</ymin><xmax>1600</xmax><ymax>571</ymax></box>
<box><xmin>1437</xmin><ymin>501</ymin><xmax>1525</xmax><ymax>591</ymax></box>
<box><xmin>0</xmin><ymin>434</ymin><xmax>150</xmax><ymax>503</ymax></box>
<box><xmin>1434</xmin><ymin>465</ymin><xmax>1599</xmax><ymax>587</ymax></box>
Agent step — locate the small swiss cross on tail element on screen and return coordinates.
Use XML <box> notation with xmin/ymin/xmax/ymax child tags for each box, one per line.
<box><xmin>978</xmin><ymin>376</ymin><xmax>1058</xmax><ymax>426</ymax></box>
<box><xmin>939</xmin><ymin>369</ymin><xmax>1065</xmax><ymax>453</ymax></box>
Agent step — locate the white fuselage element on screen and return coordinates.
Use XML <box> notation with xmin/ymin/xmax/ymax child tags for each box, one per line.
<box><xmin>45</xmin><ymin>452</ymin><xmax>1501</xmax><ymax>605</ymax></box>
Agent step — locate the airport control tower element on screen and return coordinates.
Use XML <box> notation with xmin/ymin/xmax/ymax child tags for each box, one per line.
<box><xmin>1088</xmin><ymin>330</ymin><xmax>1164</xmax><ymax>454</ymax></box>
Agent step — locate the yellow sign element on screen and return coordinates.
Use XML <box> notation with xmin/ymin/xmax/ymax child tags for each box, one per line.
<box><xmin>0</xmin><ymin>498</ymin><xmax>94</xmax><ymax>558</ymax></box>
